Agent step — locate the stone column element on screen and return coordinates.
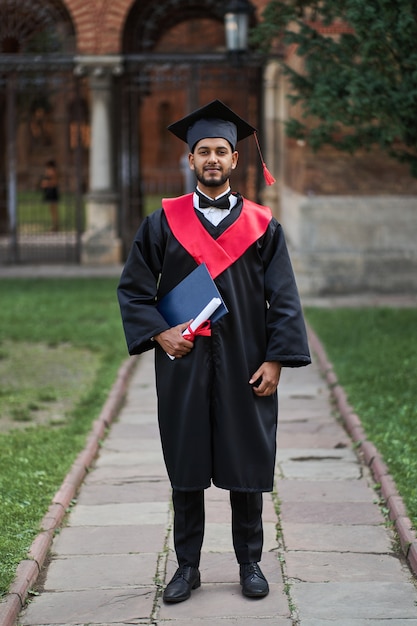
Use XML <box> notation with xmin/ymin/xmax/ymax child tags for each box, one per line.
<box><xmin>261</xmin><ymin>61</ymin><xmax>281</xmax><ymax>219</ymax></box>
<box><xmin>75</xmin><ymin>56</ymin><xmax>123</xmax><ymax>264</ymax></box>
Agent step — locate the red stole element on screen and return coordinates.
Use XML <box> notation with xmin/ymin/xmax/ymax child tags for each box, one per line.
<box><xmin>162</xmin><ymin>193</ymin><xmax>272</xmax><ymax>279</ymax></box>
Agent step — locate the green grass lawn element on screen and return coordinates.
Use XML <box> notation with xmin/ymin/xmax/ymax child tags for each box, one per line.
<box><xmin>305</xmin><ymin>307</ymin><xmax>417</xmax><ymax>531</ymax></box>
<box><xmin>0</xmin><ymin>278</ymin><xmax>128</xmax><ymax>598</ymax></box>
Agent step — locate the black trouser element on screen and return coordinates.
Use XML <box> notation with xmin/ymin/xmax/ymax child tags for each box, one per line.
<box><xmin>172</xmin><ymin>489</ymin><xmax>263</xmax><ymax>567</ymax></box>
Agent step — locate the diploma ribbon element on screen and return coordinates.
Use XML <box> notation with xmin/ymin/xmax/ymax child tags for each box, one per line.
<box><xmin>167</xmin><ymin>297</ymin><xmax>221</xmax><ymax>359</ymax></box>
<box><xmin>183</xmin><ymin>320</ymin><xmax>211</xmax><ymax>341</ymax></box>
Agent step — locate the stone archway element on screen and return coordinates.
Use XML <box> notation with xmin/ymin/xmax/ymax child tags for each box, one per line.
<box><xmin>123</xmin><ymin>0</ymin><xmax>225</xmax><ymax>53</ymax></box>
<box><xmin>0</xmin><ymin>0</ymin><xmax>75</xmax><ymax>54</ymax></box>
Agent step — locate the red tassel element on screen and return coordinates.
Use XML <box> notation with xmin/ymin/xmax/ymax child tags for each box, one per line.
<box><xmin>254</xmin><ymin>132</ymin><xmax>276</xmax><ymax>186</ymax></box>
<box><xmin>262</xmin><ymin>163</ymin><xmax>276</xmax><ymax>186</ymax></box>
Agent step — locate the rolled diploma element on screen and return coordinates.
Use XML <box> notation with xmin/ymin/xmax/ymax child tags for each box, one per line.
<box><xmin>167</xmin><ymin>297</ymin><xmax>222</xmax><ymax>360</ymax></box>
<box><xmin>184</xmin><ymin>297</ymin><xmax>222</xmax><ymax>335</ymax></box>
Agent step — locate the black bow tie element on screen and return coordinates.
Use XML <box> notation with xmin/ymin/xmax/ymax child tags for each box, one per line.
<box><xmin>196</xmin><ymin>190</ymin><xmax>231</xmax><ymax>210</ymax></box>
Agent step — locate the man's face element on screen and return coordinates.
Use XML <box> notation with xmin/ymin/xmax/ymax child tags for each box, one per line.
<box><xmin>189</xmin><ymin>137</ymin><xmax>238</xmax><ymax>192</ymax></box>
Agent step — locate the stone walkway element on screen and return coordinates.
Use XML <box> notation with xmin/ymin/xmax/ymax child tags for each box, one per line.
<box><xmin>16</xmin><ymin>347</ymin><xmax>417</xmax><ymax>625</ymax></box>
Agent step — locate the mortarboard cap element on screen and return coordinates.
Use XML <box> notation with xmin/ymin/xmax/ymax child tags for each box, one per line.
<box><xmin>167</xmin><ymin>99</ymin><xmax>256</xmax><ymax>152</ymax></box>
<box><xmin>168</xmin><ymin>99</ymin><xmax>276</xmax><ymax>185</ymax></box>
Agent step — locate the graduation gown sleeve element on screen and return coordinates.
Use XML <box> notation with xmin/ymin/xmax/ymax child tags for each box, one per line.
<box><xmin>117</xmin><ymin>211</ymin><xmax>171</xmax><ymax>355</ymax></box>
<box><xmin>262</xmin><ymin>220</ymin><xmax>311</xmax><ymax>367</ymax></box>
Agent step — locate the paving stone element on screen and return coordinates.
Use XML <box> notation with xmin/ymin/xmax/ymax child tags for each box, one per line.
<box><xmin>119</xmin><ymin>411</ymin><xmax>156</xmax><ymax>424</ymax></box>
<box><xmin>280</xmin><ymin>365</ymin><xmax>323</xmax><ymax>384</ymax></box>
<box><xmin>278</xmin><ymin>447</ymin><xmax>358</xmax><ymax>462</ymax></box>
<box><xmin>278</xmin><ymin>419</ymin><xmax>346</xmax><ymax>434</ymax></box>
<box><xmin>52</xmin><ymin>525</ymin><xmax>167</xmax><ymax>555</ymax></box>
<box><xmin>69</xmin><ymin>502</ymin><xmax>170</xmax><ymax>526</ymax></box>
<box><xmin>101</xmin><ymin>437</ymin><xmax>162</xmax><ymax>453</ymax></box>
<box><xmin>280</xmin><ymin>369</ymin><xmax>325</xmax><ymax>384</ymax></box>
<box><xmin>81</xmin><ymin>623</ymin><xmax>149</xmax><ymax>626</ymax></box>
<box><xmin>202</xmin><ymin>499</ymin><xmax>232</xmax><ymax>523</ymax></box>
<box><xmin>262</xmin><ymin>495</ymin><xmax>278</xmax><ymax>522</ymax></box>
<box><xmin>280</xmin><ymin>376</ymin><xmax>323</xmax><ymax>389</ymax></box>
<box><xmin>84</xmin><ymin>465</ymin><xmax>168</xmax><ymax>484</ymax></box>
<box><xmin>278</xmin><ymin>458</ymin><xmax>361</xmax><ymax>480</ymax></box>
<box><xmin>88</xmin><ymin>623</ymin><xmax>149</xmax><ymax>626</ymax></box>
<box><xmin>168</xmin><ymin>523</ymin><xmax>236</xmax><ymax>553</ymax></box>
<box><xmin>95</xmin><ymin>449</ymin><xmax>165</xmax><ymax>468</ymax></box>
<box><xmin>43</xmin><ymin>553</ymin><xmax>158</xmax><ymax>590</ymax></box>
<box><xmin>122</xmin><ymin>399</ymin><xmax>156</xmax><ymax>413</ymax></box>
<box><xmin>281</xmin><ymin>381</ymin><xmax>328</xmax><ymax>394</ymax></box>
<box><xmin>124</xmin><ymin>386</ymin><xmax>156</xmax><ymax>401</ymax></box>
<box><xmin>302</xmin><ymin>621</ymin><xmax>417</xmax><ymax>626</ymax></box>
<box><xmin>201</xmin><ymin>487</ymin><xmax>276</xmax><ymax>517</ymax></box>
<box><xmin>285</xmin><ymin>551</ymin><xmax>409</xmax><ymax>582</ymax></box>
<box><xmin>278</xmin><ymin>405</ymin><xmax>333</xmax><ymax>419</ymax></box>
<box><xmin>167</xmin><ymin>521</ymin><xmax>278</xmax><ymax>556</ymax></box>
<box><xmin>108</xmin><ymin>421</ymin><xmax>160</xmax><ymax>439</ymax></box>
<box><xmin>280</xmin><ymin>501</ymin><xmax>385</xmax><ymax>525</ymax></box>
<box><xmin>281</xmin><ymin>523</ymin><xmax>393</xmax><ymax>553</ymax></box>
<box><xmin>19</xmin><ymin>588</ymin><xmax>155</xmax><ymax>625</ymax></box>
<box><xmin>278</xmin><ymin>432</ymin><xmax>351</xmax><ymax>448</ymax></box>
<box><xmin>279</xmin><ymin>404</ymin><xmax>333</xmax><ymax>419</ymax></box>
<box><xmin>198</xmin><ymin>496</ymin><xmax>276</xmax><ymax>526</ymax></box>
<box><xmin>204</xmin><ymin>485</ymin><xmax>230</xmax><ymax>502</ymax></box>
<box><xmin>156</xmin><ymin>619</ymin><xmax>291</xmax><ymax>625</ymax></box>
<box><xmin>169</xmin><ymin>522</ymin><xmax>234</xmax><ymax>553</ymax></box>
<box><xmin>281</xmin><ymin>391</ymin><xmax>333</xmax><ymax>404</ymax></box>
<box><xmin>76</xmin><ymin>479</ymin><xmax>171</xmax><ymax>505</ymax></box>
<box><xmin>277</xmin><ymin>479</ymin><xmax>376</xmax><ymax>503</ymax></box>
<box><xmin>291</xmin><ymin>582</ymin><xmax>417</xmax><ymax>620</ymax></box>
<box><xmin>198</xmin><ymin>521</ymin><xmax>277</xmax><ymax>553</ymax></box>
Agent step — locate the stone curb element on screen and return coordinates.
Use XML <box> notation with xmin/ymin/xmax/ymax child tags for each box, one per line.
<box><xmin>307</xmin><ymin>325</ymin><xmax>417</xmax><ymax>577</ymax></box>
<box><xmin>0</xmin><ymin>355</ymin><xmax>139</xmax><ymax>626</ymax></box>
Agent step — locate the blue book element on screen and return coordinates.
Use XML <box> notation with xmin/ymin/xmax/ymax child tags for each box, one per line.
<box><xmin>157</xmin><ymin>263</ymin><xmax>228</xmax><ymax>326</ymax></box>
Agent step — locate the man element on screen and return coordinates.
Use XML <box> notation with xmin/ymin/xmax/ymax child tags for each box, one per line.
<box><xmin>117</xmin><ymin>100</ymin><xmax>311</xmax><ymax>603</ymax></box>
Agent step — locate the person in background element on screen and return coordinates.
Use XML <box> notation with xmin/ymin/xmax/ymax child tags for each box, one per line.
<box><xmin>41</xmin><ymin>159</ymin><xmax>59</xmax><ymax>232</ymax></box>
<box><xmin>117</xmin><ymin>100</ymin><xmax>311</xmax><ymax>604</ymax></box>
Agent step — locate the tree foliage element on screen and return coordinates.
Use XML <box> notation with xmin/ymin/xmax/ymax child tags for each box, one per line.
<box><xmin>252</xmin><ymin>0</ymin><xmax>417</xmax><ymax>176</ymax></box>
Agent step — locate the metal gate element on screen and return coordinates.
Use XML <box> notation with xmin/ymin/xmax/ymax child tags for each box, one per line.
<box><xmin>0</xmin><ymin>58</ymin><xmax>86</xmax><ymax>264</ymax></box>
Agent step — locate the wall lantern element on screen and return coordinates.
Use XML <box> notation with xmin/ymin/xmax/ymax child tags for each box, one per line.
<box><xmin>224</xmin><ymin>0</ymin><xmax>254</xmax><ymax>54</ymax></box>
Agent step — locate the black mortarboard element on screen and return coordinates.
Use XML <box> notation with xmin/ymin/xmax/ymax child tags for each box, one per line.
<box><xmin>167</xmin><ymin>99</ymin><xmax>256</xmax><ymax>152</ymax></box>
<box><xmin>168</xmin><ymin>99</ymin><xmax>276</xmax><ymax>185</ymax></box>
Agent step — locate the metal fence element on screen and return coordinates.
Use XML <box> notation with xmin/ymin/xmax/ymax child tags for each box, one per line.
<box><xmin>0</xmin><ymin>58</ymin><xmax>86</xmax><ymax>264</ymax></box>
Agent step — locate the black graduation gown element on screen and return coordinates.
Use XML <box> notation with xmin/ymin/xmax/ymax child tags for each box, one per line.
<box><xmin>117</xmin><ymin>197</ymin><xmax>311</xmax><ymax>492</ymax></box>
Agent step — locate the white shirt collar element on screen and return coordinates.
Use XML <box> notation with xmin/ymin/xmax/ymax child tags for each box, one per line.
<box><xmin>193</xmin><ymin>187</ymin><xmax>238</xmax><ymax>226</ymax></box>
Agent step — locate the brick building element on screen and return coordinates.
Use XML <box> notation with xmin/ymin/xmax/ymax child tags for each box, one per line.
<box><xmin>1</xmin><ymin>0</ymin><xmax>416</xmax><ymax>293</ymax></box>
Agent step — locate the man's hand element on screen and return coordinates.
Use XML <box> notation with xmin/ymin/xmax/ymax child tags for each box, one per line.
<box><xmin>249</xmin><ymin>361</ymin><xmax>282</xmax><ymax>397</ymax></box>
<box><xmin>154</xmin><ymin>321</ymin><xmax>194</xmax><ymax>358</ymax></box>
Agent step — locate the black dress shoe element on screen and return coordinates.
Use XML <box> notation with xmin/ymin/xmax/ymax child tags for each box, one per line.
<box><xmin>163</xmin><ymin>565</ymin><xmax>201</xmax><ymax>603</ymax></box>
<box><xmin>240</xmin><ymin>562</ymin><xmax>269</xmax><ymax>598</ymax></box>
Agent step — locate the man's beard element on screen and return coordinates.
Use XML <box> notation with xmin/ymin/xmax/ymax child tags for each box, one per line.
<box><xmin>195</xmin><ymin>166</ymin><xmax>232</xmax><ymax>188</ymax></box>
